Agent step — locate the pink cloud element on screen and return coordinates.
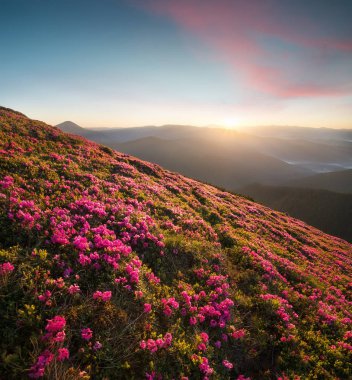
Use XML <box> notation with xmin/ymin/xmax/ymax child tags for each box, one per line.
<box><xmin>136</xmin><ymin>0</ymin><xmax>352</xmax><ymax>98</ymax></box>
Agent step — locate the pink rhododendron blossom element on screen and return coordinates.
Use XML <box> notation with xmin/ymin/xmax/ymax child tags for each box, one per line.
<box><xmin>144</xmin><ymin>303</ymin><xmax>152</xmax><ymax>313</ymax></box>
<box><xmin>57</xmin><ymin>348</ymin><xmax>69</xmax><ymax>361</ymax></box>
<box><xmin>81</xmin><ymin>328</ymin><xmax>93</xmax><ymax>341</ymax></box>
<box><xmin>223</xmin><ymin>359</ymin><xmax>233</xmax><ymax>369</ymax></box>
<box><xmin>0</xmin><ymin>262</ymin><xmax>14</xmax><ymax>275</ymax></box>
<box><xmin>200</xmin><ymin>332</ymin><xmax>209</xmax><ymax>343</ymax></box>
<box><xmin>45</xmin><ymin>316</ymin><xmax>66</xmax><ymax>332</ymax></box>
<box><xmin>29</xmin><ymin>350</ymin><xmax>54</xmax><ymax>378</ymax></box>
<box><xmin>68</xmin><ymin>284</ymin><xmax>80</xmax><ymax>294</ymax></box>
<box><xmin>93</xmin><ymin>341</ymin><xmax>103</xmax><ymax>350</ymax></box>
<box><xmin>93</xmin><ymin>290</ymin><xmax>112</xmax><ymax>302</ymax></box>
<box><xmin>140</xmin><ymin>333</ymin><xmax>172</xmax><ymax>353</ymax></box>
<box><xmin>232</xmin><ymin>329</ymin><xmax>246</xmax><ymax>339</ymax></box>
<box><xmin>53</xmin><ymin>331</ymin><xmax>66</xmax><ymax>342</ymax></box>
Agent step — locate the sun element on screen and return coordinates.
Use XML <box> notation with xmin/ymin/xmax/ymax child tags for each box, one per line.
<box><xmin>221</xmin><ymin>117</ymin><xmax>239</xmax><ymax>129</ymax></box>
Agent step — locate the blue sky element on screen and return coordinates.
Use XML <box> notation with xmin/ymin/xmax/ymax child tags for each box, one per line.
<box><xmin>1</xmin><ymin>0</ymin><xmax>352</xmax><ymax>128</ymax></box>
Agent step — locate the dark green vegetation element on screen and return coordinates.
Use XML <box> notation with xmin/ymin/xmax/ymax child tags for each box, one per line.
<box><xmin>0</xmin><ymin>107</ymin><xmax>351</xmax><ymax>379</ymax></box>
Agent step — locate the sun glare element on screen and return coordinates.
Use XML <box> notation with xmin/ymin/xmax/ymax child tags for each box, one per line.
<box><xmin>221</xmin><ymin>117</ymin><xmax>239</xmax><ymax>129</ymax></box>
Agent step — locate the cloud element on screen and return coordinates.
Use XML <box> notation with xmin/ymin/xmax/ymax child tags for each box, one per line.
<box><xmin>135</xmin><ymin>0</ymin><xmax>352</xmax><ymax>98</ymax></box>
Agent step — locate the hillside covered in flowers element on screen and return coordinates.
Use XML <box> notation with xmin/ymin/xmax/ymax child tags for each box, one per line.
<box><xmin>0</xmin><ymin>107</ymin><xmax>351</xmax><ymax>380</ymax></box>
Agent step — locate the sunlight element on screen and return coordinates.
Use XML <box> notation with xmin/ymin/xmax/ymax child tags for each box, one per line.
<box><xmin>221</xmin><ymin>117</ymin><xmax>239</xmax><ymax>129</ymax></box>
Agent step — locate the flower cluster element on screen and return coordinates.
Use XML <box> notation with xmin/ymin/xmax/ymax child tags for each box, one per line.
<box><xmin>140</xmin><ymin>333</ymin><xmax>173</xmax><ymax>353</ymax></box>
<box><xmin>0</xmin><ymin>262</ymin><xmax>14</xmax><ymax>275</ymax></box>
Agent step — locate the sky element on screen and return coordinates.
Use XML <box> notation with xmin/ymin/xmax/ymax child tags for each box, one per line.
<box><xmin>0</xmin><ymin>0</ymin><xmax>352</xmax><ymax>129</ymax></box>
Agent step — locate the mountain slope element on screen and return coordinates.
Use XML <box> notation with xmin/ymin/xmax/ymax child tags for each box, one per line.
<box><xmin>285</xmin><ymin>169</ymin><xmax>352</xmax><ymax>193</ymax></box>
<box><xmin>239</xmin><ymin>184</ymin><xmax>352</xmax><ymax>242</ymax></box>
<box><xmin>1</xmin><ymin>107</ymin><xmax>351</xmax><ymax>380</ymax></box>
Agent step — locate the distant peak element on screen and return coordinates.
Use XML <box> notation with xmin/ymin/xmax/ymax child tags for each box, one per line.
<box><xmin>56</xmin><ymin>121</ymin><xmax>82</xmax><ymax>127</ymax></box>
<box><xmin>55</xmin><ymin>121</ymin><xmax>86</xmax><ymax>133</ymax></box>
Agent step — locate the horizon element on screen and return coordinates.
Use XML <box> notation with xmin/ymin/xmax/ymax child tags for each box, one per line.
<box><xmin>1</xmin><ymin>0</ymin><xmax>352</xmax><ymax>129</ymax></box>
<box><xmin>56</xmin><ymin>119</ymin><xmax>352</xmax><ymax>132</ymax></box>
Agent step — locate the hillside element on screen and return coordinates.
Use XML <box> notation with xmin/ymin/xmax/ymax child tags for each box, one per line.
<box><xmin>239</xmin><ymin>184</ymin><xmax>352</xmax><ymax>242</ymax></box>
<box><xmin>285</xmin><ymin>170</ymin><xmax>352</xmax><ymax>194</ymax></box>
<box><xmin>1</xmin><ymin>107</ymin><xmax>351</xmax><ymax>379</ymax></box>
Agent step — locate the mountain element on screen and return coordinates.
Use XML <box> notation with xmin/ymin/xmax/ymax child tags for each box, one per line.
<box><xmin>2</xmin><ymin>107</ymin><xmax>350</xmax><ymax>379</ymax></box>
<box><xmin>239</xmin><ymin>183</ymin><xmax>352</xmax><ymax>242</ymax></box>
<box><xmin>285</xmin><ymin>169</ymin><xmax>352</xmax><ymax>194</ymax></box>
<box><xmin>55</xmin><ymin>121</ymin><xmax>88</xmax><ymax>135</ymax></box>
<box><xmin>56</xmin><ymin>122</ymin><xmax>352</xmax><ymax>182</ymax></box>
<box><xmin>113</xmin><ymin>136</ymin><xmax>310</xmax><ymax>189</ymax></box>
<box><xmin>247</xmin><ymin>125</ymin><xmax>352</xmax><ymax>143</ymax></box>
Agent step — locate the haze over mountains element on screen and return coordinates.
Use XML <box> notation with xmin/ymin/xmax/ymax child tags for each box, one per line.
<box><xmin>56</xmin><ymin>121</ymin><xmax>352</xmax><ymax>183</ymax></box>
<box><xmin>56</xmin><ymin>121</ymin><xmax>352</xmax><ymax>241</ymax></box>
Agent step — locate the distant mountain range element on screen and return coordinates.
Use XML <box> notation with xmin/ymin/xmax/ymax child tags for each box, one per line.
<box><xmin>56</xmin><ymin>121</ymin><xmax>352</xmax><ymax>241</ymax></box>
<box><xmin>56</xmin><ymin>122</ymin><xmax>352</xmax><ymax>183</ymax></box>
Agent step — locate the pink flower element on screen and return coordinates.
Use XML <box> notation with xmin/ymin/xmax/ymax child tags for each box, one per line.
<box><xmin>29</xmin><ymin>350</ymin><xmax>54</xmax><ymax>378</ymax></box>
<box><xmin>156</xmin><ymin>338</ymin><xmax>164</xmax><ymax>348</ymax></box>
<box><xmin>164</xmin><ymin>332</ymin><xmax>172</xmax><ymax>346</ymax></box>
<box><xmin>57</xmin><ymin>348</ymin><xmax>69</xmax><ymax>361</ymax></box>
<box><xmin>197</xmin><ymin>343</ymin><xmax>207</xmax><ymax>351</ymax></box>
<box><xmin>144</xmin><ymin>303</ymin><xmax>152</xmax><ymax>313</ymax></box>
<box><xmin>101</xmin><ymin>291</ymin><xmax>112</xmax><ymax>301</ymax></box>
<box><xmin>189</xmin><ymin>316</ymin><xmax>197</xmax><ymax>325</ymax></box>
<box><xmin>81</xmin><ymin>328</ymin><xmax>93</xmax><ymax>341</ymax></box>
<box><xmin>93</xmin><ymin>290</ymin><xmax>112</xmax><ymax>302</ymax></box>
<box><xmin>163</xmin><ymin>306</ymin><xmax>172</xmax><ymax>316</ymax></box>
<box><xmin>223</xmin><ymin>359</ymin><xmax>233</xmax><ymax>369</ymax></box>
<box><xmin>199</xmin><ymin>357</ymin><xmax>213</xmax><ymax>375</ymax></box>
<box><xmin>147</xmin><ymin>339</ymin><xmax>158</xmax><ymax>353</ymax></box>
<box><xmin>232</xmin><ymin>329</ymin><xmax>245</xmax><ymax>339</ymax></box>
<box><xmin>38</xmin><ymin>290</ymin><xmax>52</xmax><ymax>303</ymax></box>
<box><xmin>68</xmin><ymin>284</ymin><xmax>80</xmax><ymax>294</ymax></box>
<box><xmin>0</xmin><ymin>262</ymin><xmax>14</xmax><ymax>275</ymax></box>
<box><xmin>0</xmin><ymin>175</ymin><xmax>13</xmax><ymax>189</ymax></box>
<box><xmin>145</xmin><ymin>372</ymin><xmax>156</xmax><ymax>380</ymax></box>
<box><xmin>53</xmin><ymin>331</ymin><xmax>66</xmax><ymax>342</ymax></box>
<box><xmin>78</xmin><ymin>254</ymin><xmax>91</xmax><ymax>266</ymax></box>
<box><xmin>135</xmin><ymin>290</ymin><xmax>143</xmax><ymax>299</ymax></box>
<box><xmin>93</xmin><ymin>341</ymin><xmax>103</xmax><ymax>350</ymax></box>
<box><xmin>73</xmin><ymin>236</ymin><xmax>89</xmax><ymax>251</ymax></box>
<box><xmin>45</xmin><ymin>316</ymin><xmax>66</xmax><ymax>332</ymax></box>
<box><xmin>200</xmin><ymin>332</ymin><xmax>209</xmax><ymax>343</ymax></box>
<box><xmin>54</xmin><ymin>277</ymin><xmax>65</xmax><ymax>288</ymax></box>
